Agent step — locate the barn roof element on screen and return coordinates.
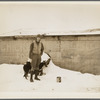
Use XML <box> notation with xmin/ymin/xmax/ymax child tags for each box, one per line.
<box><xmin>0</xmin><ymin>28</ymin><xmax>100</xmax><ymax>37</ymax></box>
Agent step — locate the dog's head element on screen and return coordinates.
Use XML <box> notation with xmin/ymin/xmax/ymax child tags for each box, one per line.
<box><xmin>41</xmin><ymin>61</ymin><xmax>47</xmax><ymax>67</ymax></box>
<box><xmin>26</xmin><ymin>61</ymin><xmax>31</xmax><ymax>66</ymax></box>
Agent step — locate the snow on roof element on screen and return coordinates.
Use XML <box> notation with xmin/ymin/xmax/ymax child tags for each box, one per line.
<box><xmin>0</xmin><ymin>28</ymin><xmax>100</xmax><ymax>37</ymax></box>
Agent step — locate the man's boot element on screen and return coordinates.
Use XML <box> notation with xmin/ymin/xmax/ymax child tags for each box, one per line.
<box><xmin>34</xmin><ymin>70</ymin><xmax>40</xmax><ymax>81</ymax></box>
<box><xmin>30</xmin><ymin>71</ymin><xmax>34</xmax><ymax>82</ymax></box>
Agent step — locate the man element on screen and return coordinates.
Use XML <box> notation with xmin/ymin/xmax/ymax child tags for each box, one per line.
<box><xmin>29</xmin><ymin>35</ymin><xmax>44</xmax><ymax>82</ymax></box>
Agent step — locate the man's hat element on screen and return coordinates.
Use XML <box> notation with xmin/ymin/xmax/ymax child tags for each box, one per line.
<box><xmin>36</xmin><ymin>34</ymin><xmax>41</xmax><ymax>38</ymax></box>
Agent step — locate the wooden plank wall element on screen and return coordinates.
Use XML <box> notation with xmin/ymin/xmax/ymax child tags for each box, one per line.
<box><xmin>0</xmin><ymin>35</ymin><xmax>100</xmax><ymax>75</ymax></box>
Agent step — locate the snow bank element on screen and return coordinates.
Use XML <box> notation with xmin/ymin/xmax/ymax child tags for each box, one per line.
<box><xmin>41</xmin><ymin>52</ymin><xmax>50</xmax><ymax>62</ymax></box>
<box><xmin>0</xmin><ymin>52</ymin><xmax>100</xmax><ymax>98</ymax></box>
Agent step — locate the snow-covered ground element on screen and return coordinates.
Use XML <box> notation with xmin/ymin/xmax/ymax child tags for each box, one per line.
<box><xmin>0</xmin><ymin>52</ymin><xmax>100</xmax><ymax>98</ymax></box>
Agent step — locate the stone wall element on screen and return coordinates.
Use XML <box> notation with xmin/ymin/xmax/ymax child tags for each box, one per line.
<box><xmin>0</xmin><ymin>35</ymin><xmax>100</xmax><ymax>75</ymax></box>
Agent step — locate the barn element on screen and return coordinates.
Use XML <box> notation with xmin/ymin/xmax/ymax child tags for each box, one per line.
<box><xmin>0</xmin><ymin>28</ymin><xmax>100</xmax><ymax>75</ymax></box>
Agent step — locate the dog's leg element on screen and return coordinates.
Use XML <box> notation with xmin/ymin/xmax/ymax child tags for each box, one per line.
<box><xmin>39</xmin><ymin>70</ymin><xmax>42</xmax><ymax>76</ymax></box>
<box><xmin>24</xmin><ymin>72</ymin><xmax>28</xmax><ymax>79</ymax></box>
<box><xmin>39</xmin><ymin>69</ymin><xmax>43</xmax><ymax>76</ymax></box>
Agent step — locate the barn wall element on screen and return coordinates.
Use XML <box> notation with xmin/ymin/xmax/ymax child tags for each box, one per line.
<box><xmin>0</xmin><ymin>35</ymin><xmax>100</xmax><ymax>75</ymax></box>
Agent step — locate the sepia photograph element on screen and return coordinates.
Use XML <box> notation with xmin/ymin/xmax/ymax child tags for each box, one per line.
<box><xmin>0</xmin><ymin>1</ymin><xmax>100</xmax><ymax>98</ymax></box>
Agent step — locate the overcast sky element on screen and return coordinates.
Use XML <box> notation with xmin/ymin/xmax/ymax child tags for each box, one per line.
<box><xmin>0</xmin><ymin>2</ymin><xmax>100</xmax><ymax>34</ymax></box>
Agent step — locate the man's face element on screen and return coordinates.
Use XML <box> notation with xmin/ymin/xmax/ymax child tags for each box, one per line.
<box><xmin>36</xmin><ymin>37</ymin><xmax>41</xmax><ymax>42</ymax></box>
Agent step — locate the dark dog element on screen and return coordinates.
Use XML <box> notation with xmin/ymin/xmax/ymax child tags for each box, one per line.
<box><xmin>23</xmin><ymin>60</ymin><xmax>50</xmax><ymax>79</ymax></box>
<box><xmin>23</xmin><ymin>62</ymin><xmax>31</xmax><ymax>79</ymax></box>
<box><xmin>38</xmin><ymin>61</ymin><xmax>47</xmax><ymax>76</ymax></box>
<box><xmin>39</xmin><ymin>58</ymin><xmax>51</xmax><ymax>75</ymax></box>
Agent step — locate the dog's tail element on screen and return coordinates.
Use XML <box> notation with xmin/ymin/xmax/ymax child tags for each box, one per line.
<box><xmin>45</xmin><ymin>52</ymin><xmax>51</xmax><ymax>58</ymax></box>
